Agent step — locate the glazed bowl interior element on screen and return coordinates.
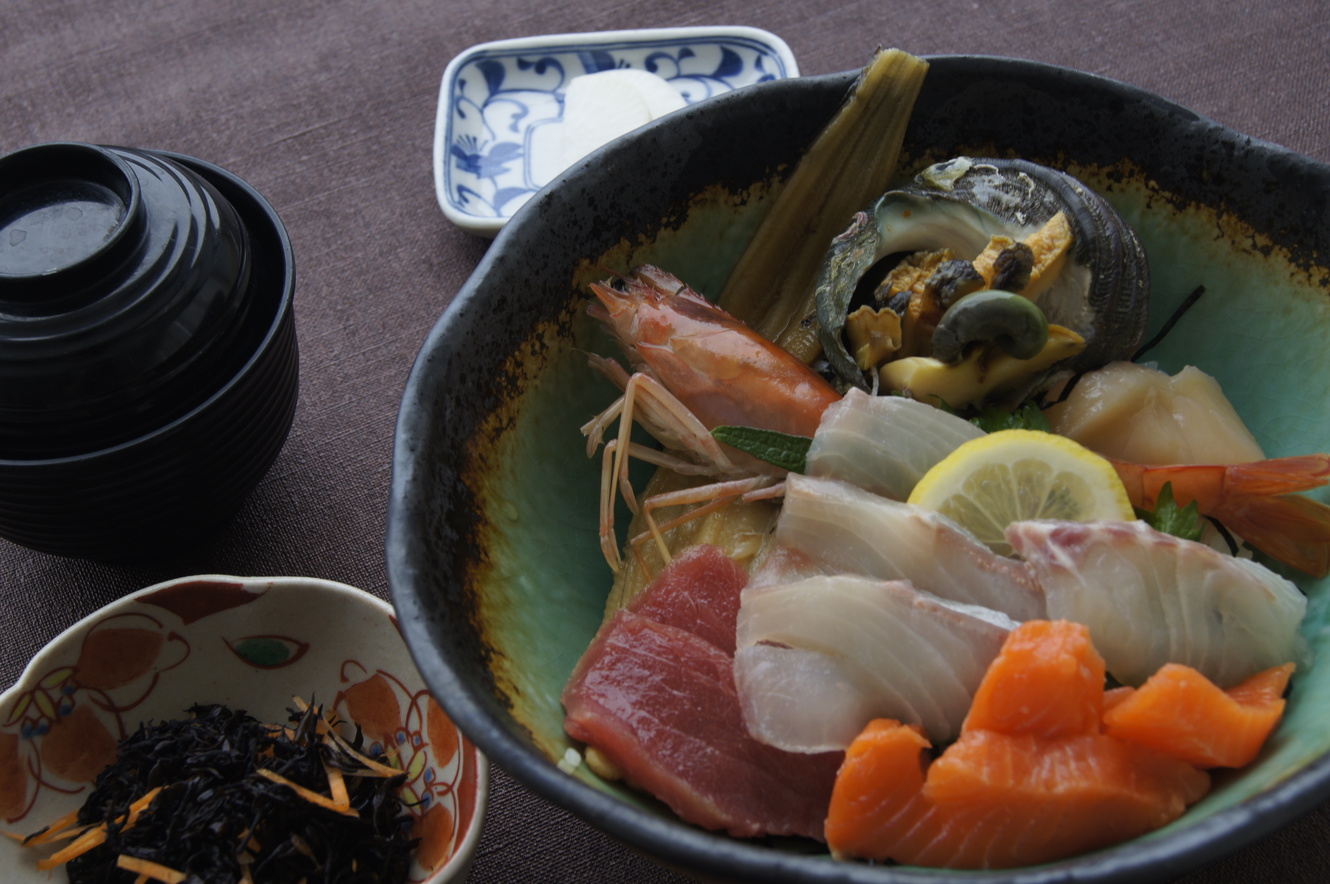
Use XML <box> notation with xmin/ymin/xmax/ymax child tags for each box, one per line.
<box><xmin>1</xmin><ymin>576</ymin><xmax>488</xmax><ymax>884</ymax></box>
<box><xmin>389</xmin><ymin>55</ymin><xmax>1330</xmax><ymax>883</ymax></box>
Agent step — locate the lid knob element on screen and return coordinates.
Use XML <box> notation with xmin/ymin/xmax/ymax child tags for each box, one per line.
<box><xmin>0</xmin><ymin>142</ymin><xmax>146</xmax><ymax>315</ymax></box>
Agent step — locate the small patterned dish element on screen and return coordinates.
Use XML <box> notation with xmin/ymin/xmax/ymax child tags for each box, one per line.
<box><xmin>433</xmin><ymin>26</ymin><xmax>799</xmax><ymax>236</ymax></box>
<box><xmin>0</xmin><ymin>575</ymin><xmax>488</xmax><ymax>884</ymax></box>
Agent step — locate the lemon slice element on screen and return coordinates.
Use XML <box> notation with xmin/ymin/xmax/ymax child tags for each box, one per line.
<box><xmin>908</xmin><ymin>429</ymin><xmax>1135</xmax><ymax>555</ymax></box>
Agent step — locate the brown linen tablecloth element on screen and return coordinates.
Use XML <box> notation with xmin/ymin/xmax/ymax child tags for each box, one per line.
<box><xmin>3</xmin><ymin>0</ymin><xmax>1329</xmax><ymax>880</ymax></box>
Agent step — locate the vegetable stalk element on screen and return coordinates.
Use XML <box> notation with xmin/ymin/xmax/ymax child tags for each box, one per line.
<box><xmin>718</xmin><ymin>48</ymin><xmax>929</xmax><ymax>362</ymax></box>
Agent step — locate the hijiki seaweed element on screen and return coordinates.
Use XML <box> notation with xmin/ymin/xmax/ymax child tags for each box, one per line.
<box><xmin>19</xmin><ymin>701</ymin><xmax>417</xmax><ymax>884</ymax></box>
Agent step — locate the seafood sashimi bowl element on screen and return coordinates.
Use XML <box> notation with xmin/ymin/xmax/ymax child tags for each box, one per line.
<box><xmin>389</xmin><ymin>52</ymin><xmax>1330</xmax><ymax>883</ymax></box>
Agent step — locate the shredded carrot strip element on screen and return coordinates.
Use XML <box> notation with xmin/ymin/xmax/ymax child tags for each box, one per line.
<box><xmin>22</xmin><ymin>828</ymin><xmax>89</xmax><ymax>861</ymax></box>
<box><xmin>236</xmin><ymin>824</ymin><xmax>263</xmax><ymax>856</ymax></box>
<box><xmin>323</xmin><ymin>726</ymin><xmax>403</xmax><ymax>777</ymax></box>
<box><xmin>15</xmin><ymin>806</ymin><xmax>87</xmax><ymax>846</ymax></box>
<box><xmin>36</xmin><ymin>787</ymin><xmax>162</xmax><ymax>870</ymax></box>
<box><xmin>289</xmin><ymin>695</ymin><xmax>403</xmax><ymax>776</ymax></box>
<box><xmin>117</xmin><ymin>854</ymin><xmax>187</xmax><ymax>883</ymax></box>
<box><xmin>325</xmin><ymin>759</ymin><xmax>352</xmax><ymax>812</ymax></box>
<box><xmin>255</xmin><ymin>768</ymin><xmax>359</xmax><ymax>817</ymax></box>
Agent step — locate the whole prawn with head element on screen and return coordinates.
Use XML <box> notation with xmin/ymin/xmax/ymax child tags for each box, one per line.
<box><xmin>582</xmin><ymin>265</ymin><xmax>841</xmax><ymax>571</ymax></box>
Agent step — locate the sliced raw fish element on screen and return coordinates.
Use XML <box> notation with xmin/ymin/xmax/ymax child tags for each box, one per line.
<box><xmin>824</xmin><ymin>621</ymin><xmax>1212</xmax><ymax>870</ymax></box>
<box><xmin>625</xmin><ymin>542</ymin><xmax>748</xmax><ymax>653</ymax></box>
<box><xmin>1006</xmin><ymin>519</ymin><xmax>1310</xmax><ymax>687</ymax></box>
<box><xmin>746</xmin><ymin>542</ymin><xmax>834</xmax><ymax>591</ymax></box>
<box><xmin>562</xmin><ymin>544</ymin><xmax>841</xmax><ymax>840</ymax></box>
<box><xmin>805</xmin><ymin>388</ymin><xmax>985</xmax><ymax>500</ymax></box>
<box><xmin>734</xmin><ymin>574</ymin><xmax>1016</xmax><ymax>749</ymax></box>
<box><xmin>778</xmin><ymin>474</ymin><xmax>1046</xmax><ymax>621</ymax></box>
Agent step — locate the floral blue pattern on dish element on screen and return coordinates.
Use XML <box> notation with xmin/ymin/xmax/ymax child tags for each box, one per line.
<box><xmin>439</xmin><ymin>33</ymin><xmax>797</xmax><ymax>225</ymax></box>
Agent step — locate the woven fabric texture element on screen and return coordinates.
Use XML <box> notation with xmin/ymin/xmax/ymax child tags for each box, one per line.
<box><xmin>3</xmin><ymin>0</ymin><xmax>1328</xmax><ymax>880</ymax></box>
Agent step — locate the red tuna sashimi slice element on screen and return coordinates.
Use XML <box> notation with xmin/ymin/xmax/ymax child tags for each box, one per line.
<box><xmin>563</xmin><ymin>611</ymin><xmax>842</xmax><ymax>839</ymax></box>
<box><xmin>625</xmin><ymin>543</ymin><xmax>749</xmax><ymax>654</ymax></box>
<box><xmin>563</xmin><ymin>544</ymin><xmax>841</xmax><ymax>839</ymax></box>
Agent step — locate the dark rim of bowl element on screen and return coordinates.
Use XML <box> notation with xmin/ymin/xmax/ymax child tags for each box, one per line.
<box><xmin>0</xmin><ymin>148</ymin><xmax>296</xmax><ymax>469</ymax></box>
<box><xmin>389</xmin><ymin>54</ymin><xmax>1330</xmax><ymax>884</ymax></box>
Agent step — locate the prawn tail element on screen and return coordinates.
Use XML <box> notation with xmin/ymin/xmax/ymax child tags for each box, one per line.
<box><xmin>1110</xmin><ymin>454</ymin><xmax>1330</xmax><ymax>512</ymax></box>
<box><xmin>1213</xmin><ymin>494</ymin><xmax>1330</xmax><ymax>578</ymax></box>
<box><xmin>1221</xmin><ymin>454</ymin><xmax>1330</xmax><ymax>498</ymax></box>
<box><xmin>1108</xmin><ymin>460</ymin><xmax>1227</xmax><ymax>511</ymax></box>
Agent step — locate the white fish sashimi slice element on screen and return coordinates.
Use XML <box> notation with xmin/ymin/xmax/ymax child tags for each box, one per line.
<box><xmin>806</xmin><ymin>388</ymin><xmax>985</xmax><ymax>500</ymax></box>
<box><xmin>1006</xmin><ymin>519</ymin><xmax>1310</xmax><ymax>687</ymax></box>
<box><xmin>734</xmin><ymin>574</ymin><xmax>1015</xmax><ymax>750</ymax></box>
<box><xmin>560</xmin><ymin>70</ymin><xmax>687</xmax><ymax>168</ymax></box>
<box><xmin>746</xmin><ymin>542</ymin><xmax>834</xmax><ymax>593</ymax></box>
<box><xmin>778</xmin><ymin>474</ymin><xmax>1047</xmax><ymax>621</ymax></box>
<box><xmin>733</xmin><ymin>645</ymin><xmax>881</xmax><ymax>753</ymax></box>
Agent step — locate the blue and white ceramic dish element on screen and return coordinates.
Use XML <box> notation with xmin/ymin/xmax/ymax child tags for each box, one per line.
<box><xmin>433</xmin><ymin>26</ymin><xmax>799</xmax><ymax>236</ymax></box>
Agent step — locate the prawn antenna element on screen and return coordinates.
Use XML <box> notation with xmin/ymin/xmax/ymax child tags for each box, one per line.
<box><xmin>1133</xmin><ymin>285</ymin><xmax>1206</xmax><ymax>362</ymax></box>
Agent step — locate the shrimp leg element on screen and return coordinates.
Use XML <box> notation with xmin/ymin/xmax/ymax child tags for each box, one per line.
<box><xmin>585</xmin><ymin>366</ymin><xmax>745</xmax><ymax>570</ymax></box>
<box><xmin>582</xmin><ymin>265</ymin><xmax>841</xmax><ymax>570</ymax></box>
<box><xmin>630</xmin><ymin>475</ymin><xmax>776</xmax><ymax>568</ymax></box>
<box><xmin>594</xmin><ymin>437</ymin><xmax>725</xmax><ymax>570</ymax></box>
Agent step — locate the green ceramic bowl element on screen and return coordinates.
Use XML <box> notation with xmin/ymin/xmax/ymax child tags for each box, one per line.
<box><xmin>388</xmin><ymin>55</ymin><xmax>1330</xmax><ymax>883</ymax></box>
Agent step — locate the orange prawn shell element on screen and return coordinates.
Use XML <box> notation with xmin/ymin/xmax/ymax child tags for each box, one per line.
<box><xmin>1108</xmin><ymin>454</ymin><xmax>1330</xmax><ymax>577</ymax></box>
<box><xmin>1111</xmin><ymin>455</ymin><xmax>1330</xmax><ymax>511</ymax></box>
<box><xmin>590</xmin><ymin>267</ymin><xmax>840</xmax><ymax>439</ymax></box>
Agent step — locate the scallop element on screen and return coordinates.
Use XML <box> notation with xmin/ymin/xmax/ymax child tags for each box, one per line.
<box><xmin>815</xmin><ymin>157</ymin><xmax>1150</xmax><ymax>406</ymax></box>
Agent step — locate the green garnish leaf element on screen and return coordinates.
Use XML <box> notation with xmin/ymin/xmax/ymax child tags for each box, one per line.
<box><xmin>1137</xmin><ymin>482</ymin><xmax>1203</xmax><ymax>541</ymax></box>
<box><xmin>711</xmin><ymin>426</ymin><xmax>813</xmax><ymax>473</ymax></box>
<box><xmin>970</xmin><ymin>400</ymin><xmax>1051</xmax><ymax>433</ymax></box>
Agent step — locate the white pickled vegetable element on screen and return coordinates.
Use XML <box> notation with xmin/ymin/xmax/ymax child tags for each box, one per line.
<box><xmin>805</xmin><ymin>388</ymin><xmax>985</xmax><ymax>500</ymax></box>
<box><xmin>776</xmin><ymin>474</ymin><xmax>1047</xmax><ymax>621</ymax></box>
<box><xmin>560</xmin><ymin>70</ymin><xmax>686</xmax><ymax>168</ymax></box>
<box><xmin>1006</xmin><ymin>519</ymin><xmax>1309</xmax><ymax>687</ymax></box>
<box><xmin>734</xmin><ymin>574</ymin><xmax>1015</xmax><ymax>750</ymax></box>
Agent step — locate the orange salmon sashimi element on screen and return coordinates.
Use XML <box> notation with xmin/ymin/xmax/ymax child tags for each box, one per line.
<box><xmin>1103</xmin><ymin>662</ymin><xmax>1295</xmax><ymax>769</ymax></box>
<box><xmin>962</xmin><ymin>618</ymin><xmax>1107</xmax><ymax>739</ymax></box>
<box><xmin>826</xmin><ymin>620</ymin><xmax>1214</xmax><ymax>870</ymax></box>
<box><xmin>921</xmin><ymin>730</ymin><xmax>1210</xmax><ymax>869</ymax></box>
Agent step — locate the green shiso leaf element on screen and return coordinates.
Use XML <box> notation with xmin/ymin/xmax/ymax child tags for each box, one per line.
<box><xmin>970</xmin><ymin>400</ymin><xmax>1051</xmax><ymax>433</ymax></box>
<box><xmin>711</xmin><ymin>426</ymin><xmax>812</xmax><ymax>474</ymax></box>
<box><xmin>1137</xmin><ymin>482</ymin><xmax>1204</xmax><ymax>541</ymax></box>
